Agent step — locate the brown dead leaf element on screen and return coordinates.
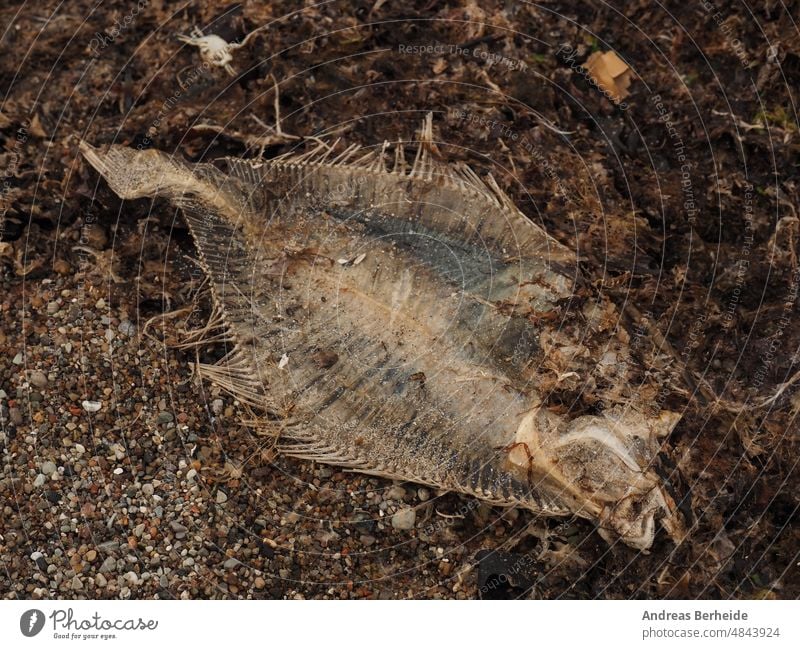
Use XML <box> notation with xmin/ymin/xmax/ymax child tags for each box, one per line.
<box><xmin>585</xmin><ymin>50</ymin><xmax>633</xmax><ymax>103</ymax></box>
<box><xmin>431</xmin><ymin>58</ymin><xmax>448</xmax><ymax>75</ymax></box>
<box><xmin>29</xmin><ymin>113</ymin><xmax>47</xmax><ymax>138</ymax></box>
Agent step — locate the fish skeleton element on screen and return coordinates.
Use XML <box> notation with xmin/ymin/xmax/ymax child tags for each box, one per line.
<box><xmin>81</xmin><ymin>115</ymin><xmax>684</xmax><ymax>550</ymax></box>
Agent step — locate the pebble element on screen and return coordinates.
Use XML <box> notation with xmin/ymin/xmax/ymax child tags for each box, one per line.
<box><xmin>9</xmin><ymin>408</ymin><xmax>22</xmax><ymax>426</ymax></box>
<box><xmin>85</xmin><ymin>550</ymin><xmax>97</xmax><ymax>562</ymax></box>
<box><xmin>386</xmin><ymin>485</ymin><xmax>407</xmax><ymax>501</ymax></box>
<box><xmin>211</xmin><ymin>398</ymin><xmax>224</xmax><ymax>414</ymax></box>
<box><xmin>223</xmin><ymin>558</ymin><xmax>239</xmax><ymax>569</ymax></box>
<box><xmin>254</xmin><ymin>577</ymin><xmax>266</xmax><ymax>589</ymax></box>
<box><xmin>95</xmin><ymin>573</ymin><xmax>107</xmax><ymax>588</ymax></box>
<box><xmin>216</xmin><ymin>490</ymin><xmax>228</xmax><ymax>504</ymax></box>
<box><xmin>71</xmin><ymin>576</ymin><xmax>83</xmax><ymax>590</ymax></box>
<box><xmin>118</xmin><ymin>320</ymin><xmax>136</xmax><ymax>336</ymax></box>
<box><xmin>417</xmin><ymin>488</ymin><xmax>431</xmax><ymax>502</ymax></box>
<box><xmin>124</xmin><ymin>571</ymin><xmax>140</xmax><ymax>585</ymax></box>
<box><xmin>33</xmin><ymin>474</ymin><xmax>46</xmax><ymax>488</ymax></box>
<box><xmin>53</xmin><ymin>259</ymin><xmax>71</xmax><ymax>274</ymax></box>
<box><xmin>82</xmin><ymin>400</ymin><xmax>102</xmax><ymax>413</ymax></box>
<box><xmin>100</xmin><ymin>557</ymin><xmax>117</xmax><ymax>573</ymax></box>
<box><xmin>29</xmin><ymin>371</ymin><xmax>48</xmax><ymax>388</ymax></box>
<box><xmin>141</xmin><ymin>483</ymin><xmax>154</xmax><ymax>497</ymax></box>
<box><xmin>31</xmin><ymin>552</ymin><xmax>48</xmax><ymax>571</ymax></box>
<box><xmin>157</xmin><ymin>411</ymin><xmax>173</xmax><ymax>424</ymax></box>
<box><xmin>391</xmin><ymin>508</ymin><xmax>416</xmax><ymax>530</ymax></box>
<box><xmin>170</xmin><ymin>521</ymin><xmax>187</xmax><ymax>539</ymax></box>
<box><xmin>12</xmin><ymin>352</ymin><xmax>23</xmax><ymax>365</ymax></box>
<box><xmin>41</xmin><ymin>461</ymin><xmax>57</xmax><ymax>475</ymax></box>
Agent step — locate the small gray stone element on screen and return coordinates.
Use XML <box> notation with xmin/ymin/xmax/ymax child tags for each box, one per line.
<box><xmin>417</xmin><ymin>488</ymin><xmax>431</xmax><ymax>502</ymax></box>
<box><xmin>124</xmin><ymin>571</ymin><xmax>140</xmax><ymax>585</ymax></box>
<box><xmin>8</xmin><ymin>408</ymin><xmax>22</xmax><ymax>426</ymax></box>
<box><xmin>157</xmin><ymin>411</ymin><xmax>173</xmax><ymax>424</ymax></box>
<box><xmin>29</xmin><ymin>371</ymin><xmax>48</xmax><ymax>388</ymax></box>
<box><xmin>170</xmin><ymin>521</ymin><xmax>187</xmax><ymax>539</ymax></box>
<box><xmin>118</xmin><ymin>320</ymin><xmax>136</xmax><ymax>336</ymax></box>
<box><xmin>216</xmin><ymin>490</ymin><xmax>228</xmax><ymax>504</ymax></box>
<box><xmin>95</xmin><ymin>573</ymin><xmax>107</xmax><ymax>588</ymax></box>
<box><xmin>141</xmin><ymin>483</ymin><xmax>154</xmax><ymax>497</ymax></box>
<box><xmin>391</xmin><ymin>508</ymin><xmax>416</xmax><ymax>530</ymax></box>
<box><xmin>100</xmin><ymin>557</ymin><xmax>117</xmax><ymax>573</ymax></box>
<box><xmin>223</xmin><ymin>557</ymin><xmax>239</xmax><ymax>570</ymax></box>
<box><xmin>12</xmin><ymin>352</ymin><xmax>23</xmax><ymax>365</ymax></box>
<box><xmin>386</xmin><ymin>485</ymin><xmax>407</xmax><ymax>501</ymax></box>
<box><xmin>40</xmin><ymin>461</ymin><xmax>57</xmax><ymax>475</ymax></box>
<box><xmin>33</xmin><ymin>474</ymin><xmax>46</xmax><ymax>488</ymax></box>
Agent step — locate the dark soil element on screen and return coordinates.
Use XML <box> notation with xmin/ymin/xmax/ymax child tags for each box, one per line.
<box><xmin>1</xmin><ymin>0</ymin><xmax>797</xmax><ymax>599</ymax></box>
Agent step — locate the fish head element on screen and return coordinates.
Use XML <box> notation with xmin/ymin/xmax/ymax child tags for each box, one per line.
<box><xmin>508</xmin><ymin>406</ymin><xmax>684</xmax><ymax>550</ymax></box>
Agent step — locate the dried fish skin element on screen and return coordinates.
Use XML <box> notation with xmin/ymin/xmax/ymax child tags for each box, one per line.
<box><xmin>80</xmin><ymin>120</ymin><xmax>683</xmax><ymax>550</ymax></box>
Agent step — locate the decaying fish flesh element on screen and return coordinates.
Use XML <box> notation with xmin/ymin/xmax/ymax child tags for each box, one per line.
<box><xmin>80</xmin><ymin>116</ymin><xmax>684</xmax><ymax>550</ymax></box>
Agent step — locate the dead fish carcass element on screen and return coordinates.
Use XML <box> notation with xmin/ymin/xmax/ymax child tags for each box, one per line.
<box><xmin>81</xmin><ymin>115</ymin><xmax>684</xmax><ymax>550</ymax></box>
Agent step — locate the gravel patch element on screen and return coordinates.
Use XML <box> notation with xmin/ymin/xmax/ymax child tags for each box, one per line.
<box><xmin>0</xmin><ymin>262</ymin><xmax>559</xmax><ymax>599</ymax></box>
